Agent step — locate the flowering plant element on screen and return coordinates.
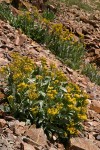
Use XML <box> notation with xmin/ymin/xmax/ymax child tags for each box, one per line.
<box><xmin>0</xmin><ymin>53</ymin><xmax>88</xmax><ymax>141</ymax></box>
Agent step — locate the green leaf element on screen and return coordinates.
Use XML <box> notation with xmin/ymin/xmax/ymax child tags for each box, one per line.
<box><xmin>59</xmin><ymin>86</ymin><xmax>67</xmax><ymax>92</ymax></box>
<box><xmin>28</xmin><ymin>78</ymin><xmax>36</xmax><ymax>83</ymax></box>
<box><xmin>39</xmin><ymin>91</ymin><xmax>46</xmax><ymax>97</ymax></box>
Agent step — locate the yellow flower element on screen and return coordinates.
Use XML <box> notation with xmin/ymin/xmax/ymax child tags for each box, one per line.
<box><xmin>68</xmin><ymin>104</ymin><xmax>74</xmax><ymax>109</ymax></box>
<box><xmin>7</xmin><ymin>95</ymin><xmax>14</xmax><ymax>101</ymax></box>
<box><xmin>67</xmin><ymin>127</ymin><xmax>77</xmax><ymax>134</ymax></box>
<box><xmin>74</xmin><ymin>94</ymin><xmax>80</xmax><ymax>98</ymax></box>
<box><xmin>51</xmin><ymin>72</ymin><xmax>55</xmax><ymax>78</ymax></box>
<box><xmin>24</xmin><ymin>65</ymin><xmax>33</xmax><ymax>73</ymax></box>
<box><xmin>56</xmin><ymin>103</ymin><xmax>63</xmax><ymax>110</ymax></box>
<box><xmin>83</xmin><ymin>93</ymin><xmax>89</xmax><ymax>99</ymax></box>
<box><xmin>0</xmin><ymin>67</ymin><xmax>7</xmax><ymax>75</ymax></box>
<box><xmin>74</xmin><ymin>107</ymin><xmax>80</xmax><ymax>112</ymax></box>
<box><xmin>47</xmin><ymin>88</ymin><xmax>57</xmax><ymax>100</ymax></box>
<box><xmin>17</xmin><ymin>82</ymin><xmax>28</xmax><ymax>92</ymax></box>
<box><xmin>36</xmin><ymin>75</ymin><xmax>43</xmax><ymax>80</ymax></box>
<box><xmin>78</xmin><ymin>114</ymin><xmax>87</xmax><ymax>120</ymax></box>
<box><xmin>40</xmin><ymin>57</ymin><xmax>47</xmax><ymax>65</ymax></box>
<box><xmin>13</xmin><ymin>72</ymin><xmax>23</xmax><ymax>81</ymax></box>
<box><xmin>64</xmin><ymin>132</ymin><xmax>67</xmax><ymax>137</ymax></box>
<box><xmin>47</xmin><ymin>93</ymin><xmax>54</xmax><ymax>100</ymax></box>
<box><xmin>47</xmin><ymin>108</ymin><xmax>59</xmax><ymax>115</ymax></box>
<box><xmin>42</xmin><ymin>18</ymin><xmax>50</xmax><ymax>25</ymax></box>
<box><xmin>31</xmin><ymin>106</ymin><xmax>38</xmax><ymax>114</ymax></box>
<box><xmin>56</xmin><ymin>71</ymin><xmax>67</xmax><ymax>81</ymax></box>
<box><xmin>29</xmin><ymin>83</ymin><xmax>36</xmax><ymax>90</ymax></box>
<box><xmin>66</xmin><ymin>87</ymin><xmax>72</xmax><ymax>93</ymax></box>
<box><xmin>28</xmin><ymin>91</ymin><xmax>39</xmax><ymax>100</ymax></box>
<box><xmin>85</xmin><ymin>100</ymin><xmax>89</xmax><ymax>105</ymax></box>
<box><xmin>48</xmin><ymin>86</ymin><xmax>54</xmax><ymax>90</ymax></box>
<box><xmin>50</xmin><ymin>63</ymin><xmax>56</xmax><ymax>70</ymax></box>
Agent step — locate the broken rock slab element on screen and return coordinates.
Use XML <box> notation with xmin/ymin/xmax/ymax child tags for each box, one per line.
<box><xmin>25</xmin><ymin>127</ymin><xmax>47</xmax><ymax>147</ymax></box>
<box><xmin>70</xmin><ymin>137</ymin><xmax>99</xmax><ymax>150</ymax></box>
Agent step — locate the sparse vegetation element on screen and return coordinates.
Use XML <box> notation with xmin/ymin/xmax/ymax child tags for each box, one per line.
<box><xmin>0</xmin><ymin>2</ymin><xmax>85</xmax><ymax>70</ymax></box>
<box><xmin>65</xmin><ymin>0</ymin><xmax>92</xmax><ymax>11</ymax></box>
<box><xmin>57</xmin><ymin>0</ymin><xmax>100</xmax><ymax>11</ymax></box>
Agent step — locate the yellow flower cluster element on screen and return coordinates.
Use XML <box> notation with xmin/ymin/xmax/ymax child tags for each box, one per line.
<box><xmin>56</xmin><ymin>70</ymin><xmax>67</xmax><ymax>81</ymax></box>
<box><xmin>78</xmin><ymin>114</ymin><xmax>87</xmax><ymax>120</ymax></box>
<box><xmin>64</xmin><ymin>93</ymin><xmax>76</xmax><ymax>105</ymax></box>
<box><xmin>9</xmin><ymin>53</ymin><xmax>34</xmax><ymax>83</ymax></box>
<box><xmin>67</xmin><ymin>127</ymin><xmax>78</xmax><ymax>135</ymax></box>
<box><xmin>47</xmin><ymin>86</ymin><xmax>57</xmax><ymax>100</ymax></box>
<box><xmin>48</xmin><ymin>107</ymin><xmax>59</xmax><ymax>115</ymax></box>
<box><xmin>13</xmin><ymin>72</ymin><xmax>23</xmax><ymax>82</ymax></box>
<box><xmin>29</xmin><ymin>83</ymin><xmax>37</xmax><ymax>90</ymax></box>
<box><xmin>17</xmin><ymin>82</ymin><xmax>28</xmax><ymax>92</ymax></box>
<box><xmin>48</xmin><ymin>103</ymin><xmax>63</xmax><ymax>115</ymax></box>
<box><xmin>28</xmin><ymin>91</ymin><xmax>39</xmax><ymax>100</ymax></box>
<box><xmin>67</xmin><ymin>122</ymin><xmax>78</xmax><ymax>135</ymax></box>
<box><xmin>50</xmin><ymin>23</ymin><xmax>73</xmax><ymax>41</ymax></box>
<box><xmin>31</xmin><ymin>106</ymin><xmax>38</xmax><ymax>114</ymax></box>
<box><xmin>36</xmin><ymin>75</ymin><xmax>43</xmax><ymax>80</ymax></box>
<box><xmin>40</xmin><ymin>57</ymin><xmax>47</xmax><ymax>66</ymax></box>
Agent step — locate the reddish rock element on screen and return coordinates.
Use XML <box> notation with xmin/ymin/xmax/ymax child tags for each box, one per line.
<box><xmin>14</xmin><ymin>124</ymin><xmax>26</xmax><ymax>136</ymax></box>
<box><xmin>22</xmin><ymin>142</ymin><xmax>35</xmax><ymax>150</ymax></box>
<box><xmin>70</xmin><ymin>137</ymin><xmax>99</xmax><ymax>150</ymax></box>
<box><xmin>90</xmin><ymin>101</ymin><xmax>100</xmax><ymax>113</ymax></box>
<box><xmin>0</xmin><ymin>119</ymin><xmax>7</xmax><ymax>128</ymax></box>
<box><xmin>25</xmin><ymin>127</ymin><xmax>47</xmax><ymax>146</ymax></box>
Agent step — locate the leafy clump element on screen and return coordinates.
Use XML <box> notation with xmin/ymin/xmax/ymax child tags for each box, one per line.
<box><xmin>0</xmin><ymin>53</ymin><xmax>88</xmax><ymax>141</ymax></box>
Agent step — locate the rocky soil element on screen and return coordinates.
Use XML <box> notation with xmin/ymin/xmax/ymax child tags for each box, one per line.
<box><xmin>0</xmin><ymin>0</ymin><xmax>100</xmax><ymax>149</ymax></box>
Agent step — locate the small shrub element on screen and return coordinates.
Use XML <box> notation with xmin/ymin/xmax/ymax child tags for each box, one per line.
<box><xmin>42</xmin><ymin>9</ymin><xmax>55</xmax><ymax>21</ymax></box>
<box><xmin>0</xmin><ymin>53</ymin><xmax>88</xmax><ymax>141</ymax></box>
<box><xmin>82</xmin><ymin>63</ymin><xmax>100</xmax><ymax>85</ymax></box>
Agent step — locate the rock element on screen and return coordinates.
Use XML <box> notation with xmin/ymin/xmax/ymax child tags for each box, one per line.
<box><xmin>0</xmin><ymin>119</ymin><xmax>7</xmax><ymax>128</ymax></box>
<box><xmin>14</xmin><ymin>124</ymin><xmax>26</xmax><ymax>136</ymax></box>
<box><xmin>96</xmin><ymin>141</ymin><xmax>100</xmax><ymax>149</ymax></box>
<box><xmin>90</xmin><ymin>101</ymin><xmax>100</xmax><ymax>113</ymax></box>
<box><xmin>0</xmin><ymin>58</ymin><xmax>8</xmax><ymax>66</ymax></box>
<box><xmin>0</xmin><ymin>93</ymin><xmax>5</xmax><ymax>99</ymax></box>
<box><xmin>23</xmin><ymin>136</ymin><xmax>43</xmax><ymax>147</ymax></box>
<box><xmin>25</xmin><ymin>127</ymin><xmax>47</xmax><ymax>147</ymax></box>
<box><xmin>49</xmin><ymin>148</ymin><xmax>57</xmax><ymax>150</ymax></box>
<box><xmin>70</xmin><ymin>137</ymin><xmax>99</xmax><ymax>150</ymax></box>
<box><xmin>4</xmin><ymin>116</ymin><xmax>15</xmax><ymax>121</ymax></box>
<box><xmin>57</xmin><ymin>143</ymin><xmax>65</xmax><ymax>150</ymax></box>
<box><xmin>46</xmin><ymin>4</ymin><xmax>57</xmax><ymax>13</ymax></box>
<box><xmin>95</xmin><ymin>49</ymin><xmax>100</xmax><ymax>55</ymax></box>
<box><xmin>96</xmin><ymin>135</ymin><xmax>100</xmax><ymax>141</ymax></box>
<box><xmin>0</xmin><ymin>0</ymin><xmax>10</xmax><ymax>3</ymax></box>
<box><xmin>15</xmin><ymin>34</ymin><xmax>26</xmax><ymax>46</ymax></box>
<box><xmin>22</xmin><ymin>142</ymin><xmax>35</xmax><ymax>150</ymax></box>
